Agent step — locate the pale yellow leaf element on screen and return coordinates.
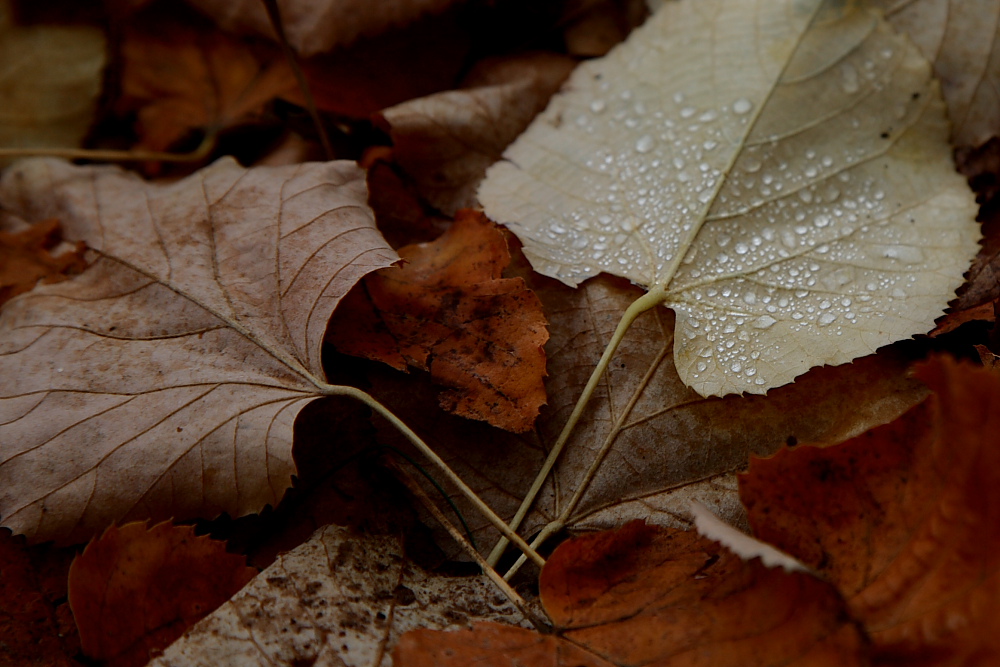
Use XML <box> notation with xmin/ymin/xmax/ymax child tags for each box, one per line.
<box><xmin>0</xmin><ymin>158</ymin><xmax>397</xmax><ymax>544</ymax></box>
<box><xmin>0</xmin><ymin>2</ymin><xmax>105</xmax><ymax>155</ymax></box>
<box><xmin>479</xmin><ymin>0</ymin><xmax>980</xmax><ymax>396</ymax></box>
<box><xmin>148</xmin><ymin>525</ymin><xmax>527</xmax><ymax>667</ymax></box>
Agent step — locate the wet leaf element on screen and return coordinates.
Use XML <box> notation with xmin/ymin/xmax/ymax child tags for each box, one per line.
<box><xmin>479</xmin><ymin>0</ymin><xmax>979</xmax><ymax>396</ymax></box>
<box><xmin>329</xmin><ymin>210</ymin><xmax>549</xmax><ymax>433</ymax></box>
<box><xmin>0</xmin><ymin>1</ymin><xmax>105</xmax><ymax>156</ymax></box>
<box><xmin>397</xmin><ymin>522</ymin><xmax>867</xmax><ymax>666</ymax></box>
<box><xmin>741</xmin><ymin>355</ymin><xmax>1000</xmax><ymax>665</ymax></box>
<box><xmin>0</xmin><ymin>217</ymin><xmax>86</xmax><ymax>309</ymax></box>
<box><xmin>0</xmin><ymin>157</ymin><xmax>397</xmax><ymax>544</ymax></box>
<box><xmin>68</xmin><ymin>521</ymin><xmax>255</xmax><ymax>667</ymax></box>
<box><xmin>148</xmin><ymin>524</ymin><xmax>527</xmax><ymax>667</ymax></box>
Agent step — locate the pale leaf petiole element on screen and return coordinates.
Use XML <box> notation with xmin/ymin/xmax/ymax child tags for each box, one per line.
<box><xmin>486</xmin><ymin>287</ymin><xmax>666</xmax><ymax>567</ymax></box>
<box><xmin>325</xmin><ymin>384</ymin><xmax>546</xmax><ymax>569</ymax></box>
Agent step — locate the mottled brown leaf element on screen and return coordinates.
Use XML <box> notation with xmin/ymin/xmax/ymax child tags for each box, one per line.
<box><xmin>68</xmin><ymin>521</ymin><xmax>255</xmax><ymax>667</ymax></box>
<box><xmin>741</xmin><ymin>355</ymin><xmax>1000</xmax><ymax>665</ymax></box>
<box><xmin>329</xmin><ymin>209</ymin><xmax>548</xmax><ymax>432</ymax></box>
<box><xmin>116</xmin><ymin>5</ymin><xmax>295</xmax><ymax>153</ymax></box>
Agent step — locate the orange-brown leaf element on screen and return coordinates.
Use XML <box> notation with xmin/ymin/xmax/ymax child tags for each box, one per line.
<box><xmin>329</xmin><ymin>209</ymin><xmax>548</xmax><ymax>432</ymax></box>
<box><xmin>0</xmin><ymin>218</ymin><xmax>86</xmax><ymax>309</ymax></box>
<box><xmin>397</xmin><ymin>522</ymin><xmax>867</xmax><ymax>667</ymax></box>
<box><xmin>116</xmin><ymin>6</ymin><xmax>295</xmax><ymax>153</ymax></box>
<box><xmin>68</xmin><ymin>520</ymin><xmax>256</xmax><ymax>667</ymax></box>
<box><xmin>741</xmin><ymin>355</ymin><xmax>1000</xmax><ymax>665</ymax></box>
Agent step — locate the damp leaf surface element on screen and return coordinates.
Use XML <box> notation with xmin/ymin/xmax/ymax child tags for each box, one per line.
<box><xmin>479</xmin><ymin>0</ymin><xmax>979</xmax><ymax>396</ymax></box>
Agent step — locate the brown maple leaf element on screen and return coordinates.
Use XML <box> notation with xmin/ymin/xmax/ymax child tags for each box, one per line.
<box><xmin>741</xmin><ymin>354</ymin><xmax>1000</xmax><ymax>665</ymax></box>
<box><xmin>68</xmin><ymin>521</ymin><xmax>256</xmax><ymax>667</ymax></box>
<box><xmin>329</xmin><ymin>209</ymin><xmax>549</xmax><ymax>433</ymax></box>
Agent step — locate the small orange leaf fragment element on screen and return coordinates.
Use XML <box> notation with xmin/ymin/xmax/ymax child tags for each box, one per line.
<box><xmin>329</xmin><ymin>209</ymin><xmax>549</xmax><ymax>432</ymax></box>
<box><xmin>68</xmin><ymin>520</ymin><xmax>256</xmax><ymax>667</ymax></box>
<box><xmin>741</xmin><ymin>354</ymin><xmax>1000</xmax><ymax>665</ymax></box>
<box><xmin>0</xmin><ymin>218</ymin><xmax>86</xmax><ymax>309</ymax></box>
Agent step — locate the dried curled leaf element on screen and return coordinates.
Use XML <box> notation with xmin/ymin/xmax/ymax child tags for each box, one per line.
<box><xmin>0</xmin><ymin>218</ymin><xmax>86</xmax><ymax>308</ymax></box>
<box><xmin>0</xmin><ymin>158</ymin><xmax>396</xmax><ymax>544</ymax></box>
<box><xmin>68</xmin><ymin>521</ymin><xmax>255</xmax><ymax>667</ymax></box>
<box><xmin>479</xmin><ymin>0</ymin><xmax>979</xmax><ymax>396</ymax></box>
<box><xmin>397</xmin><ymin>522</ymin><xmax>867</xmax><ymax>666</ymax></box>
<box><xmin>329</xmin><ymin>210</ymin><xmax>548</xmax><ymax>432</ymax></box>
<box><xmin>741</xmin><ymin>355</ymin><xmax>1000</xmax><ymax>665</ymax></box>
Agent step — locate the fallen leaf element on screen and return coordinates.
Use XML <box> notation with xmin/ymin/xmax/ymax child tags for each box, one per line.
<box><xmin>148</xmin><ymin>524</ymin><xmax>528</xmax><ymax>667</ymax></box>
<box><xmin>741</xmin><ymin>355</ymin><xmax>1000</xmax><ymax>665</ymax></box>
<box><xmin>561</xmin><ymin>0</ymin><xmax>648</xmax><ymax>58</ymax></box>
<box><xmin>378</xmin><ymin>53</ymin><xmax>576</xmax><ymax>215</ymax></box>
<box><xmin>877</xmin><ymin>0</ymin><xmax>1000</xmax><ymax>148</ymax></box>
<box><xmin>479</xmin><ymin>0</ymin><xmax>980</xmax><ymax>396</ymax></box>
<box><xmin>397</xmin><ymin>521</ymin><xmax>867</xmax><ymax>666</ymax></box>
<box><xmin>68</xmin><ymin>520</ymin><xmax>256</xmax><ymax>667</ymax></box>
<box><xmin>0</xmin><ymin>1</ymin><xmax>105</xmax><ymax>156</ymax></box>
<box><xmin>184</xmin><ymin>0</ymin><xmax>462</xmax><ymax>56</ymax></box>
<box><xmin>115</xmin><ymin>5</ymin><xmax>296</xmax><ymax>153</ymax></box>
<box><xmin>0</xmin><ymin>157</ymin><xmax>397</xmax><ymax>544</ymax></box>
<box><xmin>0</xmin><ymin>217</ymin><xmax>87</xmax><ymax>308</ymax></box>
<box><xmin>364</xmin><ymin>272</ymin><xmax>929</xmax><ymax>559</ymax></box>
<box><xmin>0</xmin><ymin>529</ymin><xmax>80</xmax><ymax>667</ymax></box>
<box><xmin>329</xmin><ymin>210</ymin><xmax>549</xmax><ymax>432</ymax></box>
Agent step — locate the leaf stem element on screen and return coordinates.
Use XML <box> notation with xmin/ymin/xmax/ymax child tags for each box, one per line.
<box><xmin>485</xmin><ymin>288</ymin><xmax>665</xmax><ymax>567</ymax></box>
<box><xmin>0</xmin><ymin>132</ymin><xmax>217</xmax><ymax>163</ymax></box>
<box><xmin>325</xmin><ymin>384</ymin><xmax>545</xmax><ymax>569</ymax></box>
<box><xmin>388</xmin><ymin>458</ymin><xmax>551</xmax><ymax>632</ymax></box>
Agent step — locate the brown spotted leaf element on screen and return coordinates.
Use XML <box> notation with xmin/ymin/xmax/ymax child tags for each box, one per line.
<box><xmin>0</xmin><ymin>157</ymin><xmax>396</xmax><ymax>544</ymax></box>
<box><xmin>741</xmin><ymin>355</ymin><xmax>1000</xmax><ymax>665</ymax></box>
<box><xmin>68</xmin><ymin>521</ymin><xmax>255</xmax><ymax>667</ymax></box>
<box><xmin>148</xmin><ymin>524</ymin><xmax>527</xmax><ymax>667</ymax></box>
<box><xmin>329</xmin><ymin>209</ymin><xmax>548</xmax><ymax>433</ymax></box>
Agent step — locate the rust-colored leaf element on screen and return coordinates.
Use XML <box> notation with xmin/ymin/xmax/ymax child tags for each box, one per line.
<box><xmin>68</xmin><ymin>520</ymin><xmax>256</xmax><ymax>667</ymax></box>
<box><xmin>0</xmin><ymin>217</ymin><xmax>86</xmax><ymax>309</ymax></box>
<box><xmin>396</xmin><ymin>522</ymin><xmax>867</xmax><ymax>666</ymax></box>
<box><xmin>116</xmin><ymin>5</ymin><xmax>295</xmax><ymax>153</ymax></box>
<box><xmin>329</xmin><ymin>209</ymin><xmax>548</xmax><ymax>432</ymax></box>
<box><xmin>741</xmin><ymin>355</ymin><xmax>1000</xmax><ymax>665</ymax></box>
